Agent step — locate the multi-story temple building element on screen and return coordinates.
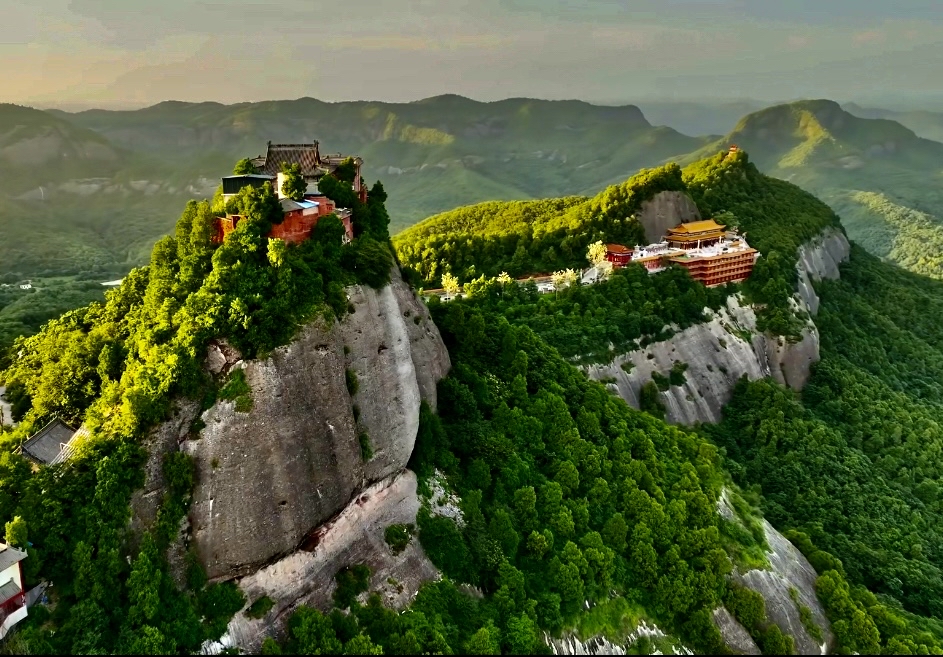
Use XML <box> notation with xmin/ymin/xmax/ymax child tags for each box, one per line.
<box><xmin>604</xmin><ymin>219</ymin><xmax>759</xmax><ymax>287</ymax></box>
<box><xmin>212</xmin><ymin>142</ymin><xmax>361</xmax><ymax>246</ymax></box>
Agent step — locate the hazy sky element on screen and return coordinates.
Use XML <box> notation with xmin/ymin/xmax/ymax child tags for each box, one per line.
<box><xmin>3</xmin><ymin>0</ymin><xmax>942</xmax><ymax>109</ymax></box>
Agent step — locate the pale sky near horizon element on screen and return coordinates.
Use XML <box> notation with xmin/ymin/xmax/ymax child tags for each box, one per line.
<box><xmin>2</xmin><ymin>0</ymin><xmax>942</xmax><ymax>110</ymax></box>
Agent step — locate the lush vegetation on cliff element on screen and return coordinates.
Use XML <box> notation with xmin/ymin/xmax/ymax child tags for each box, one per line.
<box><xmin>0</xmin><ymin>277</ymin><xmax>108</xmax><ymax>357</ymax></box>
<box><xmin>268</xmin><ymin>297</ymin><xmax>735</xmax><ymax>655</ymax></box>
<box><xmin>0</xmin><ymin>175</ymin><xmax>392</xmax><ymax>653</ymax></box>
<box><xmin>707</xmin><ymin>248</ymin><xmax>943</xmax><ymax>624</ymax></box>
<box><xmin>397</xmin><ymin>150</ymin><xmax>840</xmax><ymax>339</ymax></box>
<box><xmin>441</xmin><ymin>263</ymin><xmax>731</xmax><ymax>365</ymax></box>
<box><xmin>404</xmin><ymin>298</ymin><xmax>736</xmax><ymax>653</ymax></box>
<box><xmin>394</xmin><ymin>163</ymin><xmax>686</xmax><ymax>286</ymax></box>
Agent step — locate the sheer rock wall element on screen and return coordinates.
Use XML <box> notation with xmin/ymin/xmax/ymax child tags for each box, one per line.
<box><xmin>148</xmin><ymin>267</ymin><xmax>451</xmax><ymax>582</ymax></box>
<box><xmin>585</xmin><ymin>226</ymin><xmax>850</xmax><ymax>425</ymax></box>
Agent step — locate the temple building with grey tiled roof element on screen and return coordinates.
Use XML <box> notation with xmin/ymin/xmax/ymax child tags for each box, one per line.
<box><xmin>17</xmin><ymin>419</ymin><xmax>82</xmax><ymax>466</ymax></box>
<box><xmin>249</xmin><ymin>142</ymin><xmax>367</xmax><ymax>203</ymax></box>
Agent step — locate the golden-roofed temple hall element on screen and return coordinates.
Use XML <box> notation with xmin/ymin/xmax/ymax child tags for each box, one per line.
<box><xmin>604</xmin><ymin>219</ymin><xmax>759</xmax><ymax>287</ymax></box>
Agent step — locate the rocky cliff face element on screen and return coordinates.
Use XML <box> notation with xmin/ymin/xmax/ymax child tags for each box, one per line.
<box><xmin>636</xmin><ymin>190</ymin><xmax>702</xmax><ymax>244</ymax></box>
<box><xmin>585</xmin><ymin>226</ymin><xmax>850</xmax><ymax>425</ymax></box>
<box><xmin>716</xmin><ymin>490</ymin><xmax>834</xmax><ymax>655</ymax></box>
<box><xmin>585</xmin><ymin>295</ymin><xmax>818</xmax><ymax>425</ymax></box>
<box><xmin>205</xmin><ymin>470</ymin><xmax>440</xmax><ymax>655</ymax></box>
<box><xmin>795</xmin><ymin>227</ymin><xmax>851</xmax><ymax>316</ymax></box>
<box><xmin>141</xmin><ymin>267</ymin><xmax>450</xmax><ymax>582</ymax></box>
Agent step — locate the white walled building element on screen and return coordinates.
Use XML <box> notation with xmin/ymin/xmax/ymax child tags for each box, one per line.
<box><xmin>0</xmin><ymin>543</ymin><xmax>28</xmax><ymax>640</ymax></box>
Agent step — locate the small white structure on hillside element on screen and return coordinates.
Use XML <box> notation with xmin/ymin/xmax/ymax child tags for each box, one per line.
<box><xmin>0</xmin><ymin>543</ymin><xmax>28</xmax><ymax>640</ymax></box>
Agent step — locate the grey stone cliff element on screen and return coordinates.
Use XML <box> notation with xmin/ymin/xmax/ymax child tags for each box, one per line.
<box><xmin>716</xmin><ymin>490</ymin><xmax>834</xmax><ymax>655</ymax></box>
<box><xmin>585</xmin><ymin>227</ymin><xmax>850</xmax><ymax>425</ymax></box>
<box><xmin>712</xmin><ymin>607</ymin><xmax>760</xmax><ymax>655</ymax></box>
<box><xmin>170</xmin><ymin>267</ymin><xmax>449</xmax><ymax>581</ymax></box>
<box><xmin>205</xmin><ymin>470</ymin><xmax>440</xmax><ymax>655</ymax></box>
<box><xmin>636</xmin><ymin>190</ymin><xmax>702</xmax><ymax>244</ymax></box>
<box><xmin>795</xmin><ymin>227</ymin><xmax>851</xmax><ymax>315</ymax></box>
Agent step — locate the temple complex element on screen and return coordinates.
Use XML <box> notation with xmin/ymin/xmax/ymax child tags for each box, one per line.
<box><xmin>665</xmin><ymin>219</ymin><xmax>726</xmax><ymax>249</ymax></box>
<box><xmin>605</xmin><ymin>219</ymin><xmax>759</xmax><ymax>287</ymax></box>
<box><xmin>212</xmin><ymin>142</ymin><xmax>361</xmax><ymax>246</ymax></box>
<box><xmin>250</xmin><ymin>142</ymin><xmax>367</xmax><ymax>204</ymax></box>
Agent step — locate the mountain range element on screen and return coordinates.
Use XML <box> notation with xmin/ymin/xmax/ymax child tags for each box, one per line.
<box><xmin>675</xmin><ymin>99</ymin><xmax>943</xmax><ymax>280</ymax></box>
<box><xmin>1</xmin><ymin>95</ymin><xmax>943</xmax><ymax>349</ymax></box>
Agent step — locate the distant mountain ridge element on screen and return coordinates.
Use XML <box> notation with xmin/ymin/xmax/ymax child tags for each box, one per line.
<box><xmin>671</xmin><ymin>99</ymin><xmax>943</xmax><ymax>281</ymax></box>
<box><xmin>47</xmin><ymin>95</ymin><xmax>710</xmax><ymax>231</ymax></box>
<box><xmin>0</xmin><ymin>104</ymin><xmax>122</xmax><ymax>193</ymax></box>
<box><xmin>843</xmin><ymin>102</ymin><xmax>943</xmax><ymax>144</ymax></box>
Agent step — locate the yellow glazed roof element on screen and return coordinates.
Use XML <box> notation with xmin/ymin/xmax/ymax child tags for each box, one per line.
<box><xmin>667</xmin><ymin>219</ymin><xmax>726</xmax><ymax>234</ymax></box>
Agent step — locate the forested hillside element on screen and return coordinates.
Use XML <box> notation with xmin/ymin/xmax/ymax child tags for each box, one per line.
<box><xmin>393</xmin><ymin>164</ymin><xmax>684</xmax><ymax>285</ymax></box>
<box><xmin>0</xmin><ymin>164</ymin><xmax>394</xmax><ymax>653</ymax></box>
<box><xmin>419</xmin><ymin>150</ymin><xmax>943</xmax><ymax>653</ymax></box>
<box><xmin>676</xmin><ymin>100</ymin><xmax>943</xmax><ymax>281</ymax></box>
<box><xmin>396</xmin><ymin>149</ymin><xmax>840</xmax><ymax>337</ymax></box>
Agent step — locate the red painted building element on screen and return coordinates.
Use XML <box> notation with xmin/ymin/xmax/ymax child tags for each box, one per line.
<box><xmin>605</xmin><ymin>244</ymin><xmax>633</xmax><ymax>266</ymax></box>
<box><xmin>212</xmin><ymin>193</ymin><xmax>353</xmax><ymax>245</ymax></box>
<box><xmin>0</xmin><ymin>543</ymin><xmax>27</xmax><ymax>640</ymax></box>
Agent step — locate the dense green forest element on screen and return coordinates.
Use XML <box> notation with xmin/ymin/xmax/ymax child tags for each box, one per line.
<box><xmin>701</xmin><ymin>247</ymin><xmax>943</xmax><ymax>653</ymax></box>
<box><xmin>392</xmin><ymin>155</ymin><xmax>943</xmax><ymax>653</ymax></box>
<box><xmin>709</xmin><ymin>247</ymin><xmax>943</xmax><ymax>616</ymax></box>
<box><xmin>451</xmin><ymin>264</ymin><xmax>731</xmax><ymax>365</ymax></box>
<box><xmin>0</xmin><ymin>278</ymin><xmax>108</xmax><ymax>356</ymax></box>
<box><xmin>3</xmin><ymin>142</ymin><xmax>943</xmax><ymax>655</ymax></box>
<box><xmin>254</xmin><ymin>297</ymin><xmax>744</xmax><ymax>654</ymax></box>
<box><xmin>397</xmin><ymin>149</ymin><xmax>841</xmax><ymax>338</ymax></box>
<box><xmin>0</xmin><ymin>166</ymin><xmax>394</xmax><ymax>653</ymax></box>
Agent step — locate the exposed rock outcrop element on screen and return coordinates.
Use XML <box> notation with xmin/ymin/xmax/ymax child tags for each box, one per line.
<box><xmin>636</xmin><ymin>190</ymin><xmax>702</xmax><ymax>244</ymax></box>
<box><xmin>715</xmin><ymin>491</ymin><xmax>834</xmax><ymax>655</ymax></box>
<box><xmin>547</xmin><ymin>621</ymin><xmax>691</xmax><ymax>656</ymax></box>
<box><xmin>795</xmin><ymin>227</ymin><xmax>851</xmax><ymax>315</ymax></box>
<box><xmin>586</xmin><ymin>294</ymin><xmax>817</xmax><ymax>425</ymax></box>
<box><xmin>585</xmin><ymin>226</ymin><xmax>849</xmax><ymax>425</ymax></box>
<box><xmin>206</xmin><ymin>470</ymin><xmax>439</xmax><ymax>655</ymax></box>
<box><xmin>341</xmin><ymin>275</ymin><xmax>450</xmax><ymax>480</ymax></box>
<box><xmin>129</xmin><ymin>399</ymin><xmax>201</xmax><ymax>546</ymax></box>
<box><xmin>712</xmin><ymin>607</ymin><xmax>760</xmax><ymax>655</ymax></box>
<box><xmin>166</xmin><ymin>267</ymin><xmax>449</xmax><ymax>582</ymax></box>
<box><xmin>0</xmin><ymin>386</ymin><xmax>14</xmax><ymax>427</ymax></box>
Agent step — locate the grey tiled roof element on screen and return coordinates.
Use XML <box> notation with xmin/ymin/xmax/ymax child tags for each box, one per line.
<box><xmin>0</xmin><ymin>544</ymin><xmax>27</xmax><ymax>574</ymax></box>
<box><xmin>0</xmin><ymin>579</ymin><xmax>20</xmax><ymax>605</ymax></box>
<box><xmin>50</xmin><ymin>425</ymin><xmax>88</xmax><ymax>465</ymax></box>
<box><xmin>20</xmin><ymin>419</ymin><xmax>75</xmax><ymax>465</ymax></box>
<box><xmin>258</xmin><ymin>142</ymin><xmax>322</xmax><ymax>177</ymax></box>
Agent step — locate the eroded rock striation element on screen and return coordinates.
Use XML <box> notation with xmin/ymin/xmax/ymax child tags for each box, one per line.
<box><xmin>715</xmin><ymin>490</ymin><xmax>834</xmax><ymax>655</ymax></box>
<box><xmin>636</xmin><ymin>190</ymin><xmax>702</xmax><ymax>244</ymax></box>
<box><xmin>585</xmin><ymin>227</ymin><xmax>850</xmax><ymax>425</ymax></box>
<box><xmin>209</xmin><ymin>470</ymin><xmax>440</xmax><ymax>655</ymax></box>
<box><xmin>795</xmin><ymin>226</ymin><xmax>851</xmax><ymax>315</ymax></box>
<box><xmin>163</xmin><ymin>267</ymin><xmax>450</xmax><ymax>582</ymax></box>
